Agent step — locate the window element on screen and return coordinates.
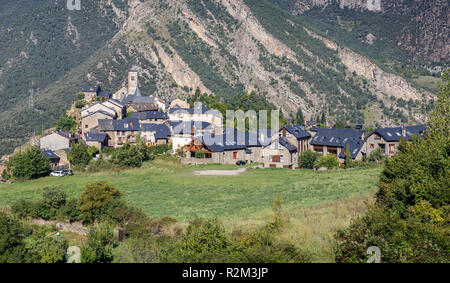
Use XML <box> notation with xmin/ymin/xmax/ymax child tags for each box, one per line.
<box><xmin>233</xmin><ymin>152</ymin><xmax>238</xmax><ymax>159</ymax></box>
<box><xmin>131</xmin><ymin>76</ymin><xmax>135</xmax><ymax>81</ymax></box>
<box><xmin>370</xmin><ymin>144</ymin><xmax>375</xmax><ymax>149</ymax></box>
<box><xmin>85</xmin><ymin>125</ymin><xmax>88</xmax><ymax>128</ymax></box>
<box><xmin>389</xmin><ymin>144</ymin><xmax>395</xmax><ymax>154</ymax></box>
<box><xmin>270</xmin><ymin>155</ymin><xmax>281</xmax><ymax>162</ymax></box>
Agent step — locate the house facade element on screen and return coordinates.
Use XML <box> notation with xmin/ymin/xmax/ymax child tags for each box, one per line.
<box><xmin>131</xmin><ymin>111</ymin><xmax>169</xmax><ymax>124</ymax></box>
<box><xmin>365</xmin><ymin>125</ymin><xmax>426</xmax><ymax>157</ymax></box>
<box><xmin>263</xmin><ymin>136</ymin><xmax>298</xmax><ymax>169</ymax></box>
<box><xmin>98</xmin><ymin>118</ymin><xmax>141</xmax><ymax>148</ymax></box>
<box><xmin>81</xmin><ymin>111</ymin><xmax>115</xmax><ymax>137</ymax></box>
<box><xmin>141</xmin><ymin>123</ymin><xmax>171</xmax><ymax>146</ymax></box>
<box><xmin>281</xmin><ymin>125</ymin><xmax>311</xmax><ymax>154</ymax></box>
<box><xmin>309</xmin><ymin>128</ymin><xmax>366</xmax><ymax>163</ymax></box>
<box><xmin>40</xmin><ymin>131</ymin><xmax>78</xmax><ymax>151</ymax></box>
<box><xmin>80</xmin><ymin>85</ymin><xmax>101</xmax><ymax>103</ymax></box>
<box><xmin>169</xmin><ymin>106</ymin><xmax>223</xmax><ymax>128</ymax></box>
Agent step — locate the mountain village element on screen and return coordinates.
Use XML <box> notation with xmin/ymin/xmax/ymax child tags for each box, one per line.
<box><xmin>0</xmin><ymin>66</ymin><xmax>426</xmax><ymax>175</ymax></box>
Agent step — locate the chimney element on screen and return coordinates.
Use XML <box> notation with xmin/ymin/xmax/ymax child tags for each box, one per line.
<box><xmin>402</xmin><ymin>126</ymin><xmax>407</xmax><ymax>137</ymax></box>
<box><xmin>282</xmin><ymin>127</ymin><xmax>287</xmax><ymax>138</ymax></box>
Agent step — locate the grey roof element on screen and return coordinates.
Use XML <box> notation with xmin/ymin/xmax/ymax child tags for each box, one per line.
<box><xmin>98</xmin><ymin>118</ymin><xmax>141</xmax><ymax>131</ymax></box>
<box><xmin>81</xmin><ymin>110</ymin><xmax>115</xmax><ymax>119</ymax></box>
<box><xmin>130</xmin><ymin>65</ymin><xmax>137</xmax><ymax>72</ymax></box>
<box><xmin>131</xmin><ymin>111</ymin><xmax>168</xmax><ymax>120</ymax></box>
<box><xmin>41</xmin><ymin>149</ymin><xmax>60</xmax><ymax>161</ymax></box>
<box><xmin>122</xmin><ymin>95</ymin><xmax>155</xmax><ymax>105</ymax></box>
<box><xmin>200</xmin><ymin>129</ymin><xmax>274</xmax><ymax>153</ymax></box>
<box><xmin>310</xmin><ymin>128</ymin><xmax>365</xmax><ymax>160</ymax></box>
<box><xmin>285</xmin><ymin>125</ymin><xmax>311</xmax><ymax>140</ymax></box>
<box><xmin>279</xmin><ymin>137</ymin><xmax>298</xmax><ymax>153</ymax></box>
<box><xmin>170</xmin><ymin>120</ymin><xmax>213</xmax><ymax>135</ymax></box>
<box><xmin>169</xmin><ymin>106</ymin><xmax>221</xmax><ymax>117</ymax></box>
<box><xmin>80</xmin><ymin>85</ymin><xmax>101</xmax><ymax>93</ymax></box>
<box><xmin>98</xmin><ymin>91</ymin><xmax>112</xmax><ymax>98</ymax></box>
<box><xmin>370</xmin><ymin>125</ymin><xmax>426</xmax><ymax>142</ymax></box>
<box><xmin>140</xmin><ymin>123</ymin><xmax>171</xmax><ymax>139</ymax></box>
<box><xmin>84</xmin><ymin>132</ymin><xmax>107</xmax><ymax>142</ymax></box>
<box><xmin>106</xmin><ymin>99</ymin><xmax>125</xmax><ymax>108</ymax></box>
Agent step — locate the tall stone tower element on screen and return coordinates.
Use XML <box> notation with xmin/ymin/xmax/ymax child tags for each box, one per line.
<box><xmin>128</xmin><ymin>65</ymin><xmax>138</xmax><ymax>95</ymax></box>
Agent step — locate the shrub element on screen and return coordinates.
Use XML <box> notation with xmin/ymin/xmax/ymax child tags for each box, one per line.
<box><xmin>81</xmin><ymin>223</ymin><xmax>116</xmax><ymax>263</ymax></box>
<box><xmin>110</xmin><ymin>143</ymin><xmax>144</xmax><ymax>168</ymax></box>
<box><xmin>6</xmin><ymin>147</ymin><xmax>50</xmax><ymax>180</ymax></box>
<box><xmin>0</xmin><ymin>212</ymin><xmax>31</xmax><ymax>263</ymax></box>
<box><xmin>68</xmin><ymin>143</ymin><xmax>91</xmax><ymax>168</ymax></box>
<box><xmin>60</xmin><ymin>199</ymin><xmax>82</xmax><ymax>223</ymax></box>
<box><xmin>11</xmin><ymin>200</ymin><xmax>40</xmax><ymax>219</ymax></box>
<box><xmin>298</xmin><ymin>150</ymin><xmax>318</xmax><ymax>169</ymax></box>
<box><xmin>316</xmin><ymin>155</ymin><xmax>339</xmax><ymax>169</ymax></box>
<box><xmin>79</xmin><ymin>181</ymin><xmax>123</xmax><ymax>223</ymax></box>
<box><xmin>24</xmin><ymin>236</ymin><xmax>68</xmax><ymax>263</ymax></box>
<box><xmin>367</xmin><ymin>147</ymin><xmax>386</xmax><ymax>162</ymax></box>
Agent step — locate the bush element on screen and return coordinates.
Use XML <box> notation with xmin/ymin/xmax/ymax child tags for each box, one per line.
<box><xmin>298</xmin><ymin>150</ymin><xmax>318</xmax><ymax>169</ymax></box>
<box><xmin>24</xmin><ymin>236</ymin><xmax>68</xmax><ymax>263</ymax></box>
<box><xmin>11</xmin><ymin>200</ymin><xmax>40</xmax><ymax>219</ymax></box>
<box><xmin>60</xmin><ymin>199</ymin><xmax>82</xmax><ymax>223</ymax></box>
<box><xmin>68</xmin><ymin>143</ymin><xmax>91</xmax><ymax>168</ymax></box>
<box><xmin>110</xmin><ymin>143</ymin><xmax>144</xmax><ymax>168</ymax></box>
<box><xmin>6</xmin><ymin>147</ymin><xmax>50</xmax><ymax>180</ymax></box>
<box><xmin>0</xmin><ymin>212</ymin><xmax>31</xmax><ymax>263</ymax></box>
<box><xmin>81</xmin><ymin>223</ymin><xmax>116</xmax><ymax>263</ymax></box>
<box><xmin>78</xmin><ymin>181</ymin><xmax>123</xmax><ymax>223</ymax></box>
<box><xmin>316</xmin><ymin>155</ymin><xmax>339</xmax><ymax>169</ymax></box>
<box><xmin>367</xmin><ymin>147</ymin><xmax>386</xmax><ymax>162</ymax></box>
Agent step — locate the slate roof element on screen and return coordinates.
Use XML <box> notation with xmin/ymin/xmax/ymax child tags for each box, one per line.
<box><xmin>370</xmin><ymin>125</ymin><xmax>426</xmax><ymax>142</ymax></box>
<box><xmin>130</xmin><ymin>65</ymin><xmax>137</xmax><ymax>72</ymax></box>
<box><xmin>169</xmin><ymin>106</ymin><xmax>221</xmax><ymax>117</ymax></box>
<box><xmin>310</xmin><ymin>128</ymin><xmax>365</xmax><ymax>160</ymax></box>
<box><xmin>170</xmin><ymin>121</ymin><xmax>213</xmax><ymax>135</ymax></box>
<box><xmin>106</xmin><ymin>99</ymin><xmax>125</xmax><ymax>108</ymax></box>
<box><xmin>98</xmin><ymin>91</ymin><xmax>112</xmax><ymax>98</ymax></box>
<box><xmin>122</xmin><ymin>94</ymin><xmax>155</xmax><ymax>105</ymax></box>
<box><xmin>285</xmin><ymin>125</ymin><xmax>311</xmax><ymax>139</ymax></box>
<box><xmin>132</xmin><ymin>111</ymin><xmax>168</xmax><ymax>120</ymax></box>
<box><xmin>41</xmin><ymin>149</ymin><xmax>60</xmax><ymax>161</ymax></box>
<box><xmin>81</xmin><ymin>110</ymin><xmax>115</xmax><ymax>119</ymax></box>
<box><xmin>84</xmin><ymin>132</ymin><xmax>107</xmax><ymax>142</ymax></box>
<box><xmin>98</xmin><ymin>118</ymin><xmax>141</xmax><ymax>131</ymax></box>
<box><xmin>80</xmin><ymin>85</ymin><xmax>101</xmax><ymax>93</ymax></box>
<box><xmin>140</xmin><ymin>123</ymin><xmax>171</xmax><ymax>139</ymax></box>
<box><xmin>279</xmin><ymin>137</ymin><xmax>298</xmax><ymax>153</ymax></box>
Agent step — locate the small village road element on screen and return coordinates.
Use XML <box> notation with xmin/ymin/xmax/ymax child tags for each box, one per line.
<box><xmin>194</xmin><ymin>168</ymin><xmax>247</xmax><ymax>176</ymax></box>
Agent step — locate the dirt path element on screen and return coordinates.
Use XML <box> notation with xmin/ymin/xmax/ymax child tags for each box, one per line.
<box><xmin>194</xmin><ymin>168</ymin><xmax>247</xmax><ymax>176</ymax></box>
<box><xmin>30</xmin><ymin>219</ymin><xmax>89</xmax><ymax>235</ymax></box>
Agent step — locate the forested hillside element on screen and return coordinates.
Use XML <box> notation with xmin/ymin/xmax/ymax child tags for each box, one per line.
<box><xmin>0</xmin><ymin>0</ymin><xmax>445</xmax><ymax>156</ymax></box>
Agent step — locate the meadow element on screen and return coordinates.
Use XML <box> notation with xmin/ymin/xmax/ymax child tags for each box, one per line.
<box><xmin>0</xmin><ymin>159</ymin><xmax>382</xmax><ymax>220</ymax></box>
<box><xmin>0</xmin><ymin>158</ymin><xmax>383</xmax><ymax>261</ymax></box>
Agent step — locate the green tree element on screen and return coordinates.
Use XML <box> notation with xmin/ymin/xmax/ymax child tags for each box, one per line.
<box><xmin>317</xmin><ymin>155</ymin><xmax>339</xmax><ymax>169</ymax></box>
<box><xmin>334</xmin><ymin>73</ymin><xmax>450</xmax><ymax>263</ymax></box>
<box><xmin>6</xmin><ymin>147</ymin><xmax>50</xmax><ymax>180</ymax></box>
<box><xmin>0</xmin><ymin>212</ymin><xmax>29</xmax><ymax>263</ymax></box>
<box><xmin>81</xmin><ymin>223</ymin><xmax>116</xmax><ymax>263</ymax></box>
<box><xmin>79</xmin><ymin>181</ymin><xmax>123</xmax><ymax>223</ymax></box>
<box><xmin>344</xmin><ymin>144</ymin><xmax>353</xmax><ymax>168</ymax></box>
<box><xmin>68</xmin><ymin>143</ymin><xmax>91</xmax><ymax>168</ymax></box>
<box><xmin>55</xmin><ymin>114</ymin><xmax>77</xmax><ymax>132</ymax></box>
<box><xmin>294</xmin><ymin>108</ymin><xmax>304</xmax><ymax>125</ymax></box>
<box><xmin>298</xmin><ymin>150</ymin><xmax>318</xmax><ymax>169</ymax></box>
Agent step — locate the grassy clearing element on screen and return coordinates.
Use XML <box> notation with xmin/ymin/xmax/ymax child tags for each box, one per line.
<box><xmin>413</xmin><ymin>75</ymin><xmax>441</xmax><ymax>93</ymax></box>
<box><xmin>0</xmin><ymin>158</ymin><xmax>382</xmax><ymax>221</ymax></box>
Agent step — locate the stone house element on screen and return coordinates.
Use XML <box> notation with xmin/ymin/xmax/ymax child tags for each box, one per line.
<box><xmin>103</xmin><ymin>99</ymin><xmax>126</xmax><ymax>119</ymax></box>
<box><xmin>365</xmin><ymin>125</ymin><xmax>425</xmax><ymax>157</ymax></box>
<box><xmin>309</xmin><ymin>128</ymin><xmax>366</xmax><ymax>163</ymax></box>
<box><xmin>281</xmin><ymin>125</ymin><xmax>311</xmax><ymax>154</ymax></box>
<box><xmin>41</xmin><ymin>149</ymin><xmax>61</xmax><ymax>169</ymax></box>
<box><xmin>80</xmin><ymin>85</ymin><xmax>101</xmax><ymax>103</ymax></box>
<box><xmin>98</xmin><ymin>118</ymin><xmax>141</xmax><ymax>148</ymax></box>
<box><xmin>40</xmin><ymin>131</ymin><xmax>78</xmax><ymax>151</ymax></box>
<box><xmin>81</xmin><ymin>103</ymin><xmax>116</xmax><ymax>119</ymax></box>
<box><xmin>84</xmin><ymin>132</ymin><xmax>108</xmax><ymax>150</ymax></box>
<box><xmin>141</xmin><ymin>123</ymin><xmax>171</xmax><ymax>146</ymax></box>
<box><xmin>263</xmin><ymin>136</ymin><xmax>298</xmax><ymax>169</ymax></box>
<box><xmin>131</xmin><ymin>111</ymin><xmax>169</xmax><ymax>124</ymax></box>
<box><xmin>168</xmin><ymin>106</ymin><xmax>223</xmax><ymax>129</ymax></box>
<box><xmin>81</xmin><ymin>110</ymin><xmax>115</xmax><ymax>137</ymax></box>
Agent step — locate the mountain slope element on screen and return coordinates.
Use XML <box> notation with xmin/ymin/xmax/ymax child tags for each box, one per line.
<box><xmin>0</xmin><ymin>0</ymin><xmax>441</xmax><ymax>156</ymax></box>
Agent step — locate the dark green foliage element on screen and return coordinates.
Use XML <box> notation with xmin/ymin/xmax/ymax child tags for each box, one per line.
<box><xmin>316</xmin><ymin>155</ymin><xmax>339</xmax><ymax>169</ymax></box>
<box><xmin>60</xmin><ymin>199</ymin><xmax>81</xmax><ymax>223</ymax></box>
<box><xmin>367</xmin><ymin>146</ymin><xmax>386</xmax><ymax>162</ymax></box>
<box><xmin>334</xmin><ymin>74</ymin><xmax>450</xmax><ymax>263</ymax></box>
<box><xmin>81</xmin><ymin>223</ymin><xmax>116</xmax><ymax>263</ymax></box>
<box><xmin>344</xmin><ymin>144</ymin><xmax>353</xmax><ymax>168</ymax></box>
<box><xmin>68</xmin><ymin>143</ymin><xmax>91</xmax><ymax>168</ymax></box>
<box><xmin>78</xmin><ymin>181</ymin><xmax>123</xmax><ymax>224</ymax></box>
<box><xmin>294</xmin><ymin>108</ymin><xmax>304</xmax><ymax>125</ymax></box>
<box><xmin>6</xmin><ymin>146</ymin><xmax>50</xmax><ymax>180</ymax></box>
<box><xmin>110</xmin><ymin>143</ymin><xmax>145</xmax><ymax>168</ymax></box>
<box><xmin>298</xmin><ymin>150</ymin><xmax>318</xmax><ymax>169</ymax></box>
<box><xmin>0</xmin><ymin>212</ymin><xmax>30</xmax><ymax>263</ymax></box>
<box><xmin>54</xmin><ymin>114</ymin><xmax>77</xmax><ymax>132</ymax></box>
<box><xmin>24</xmin><ymin>235</ymin><xmax>68</xmax><ymax>263</ymax></box>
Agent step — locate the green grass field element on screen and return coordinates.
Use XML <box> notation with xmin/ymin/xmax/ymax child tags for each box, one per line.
<box><xmin>0</xmin><ymin>159</ymin><xmax>382</xmax><ymax>221</ymax></box>
<box><xmin>413</xmin><ymin>75</ymin><xmax>442</xmax><ymax>93</ymax></box>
